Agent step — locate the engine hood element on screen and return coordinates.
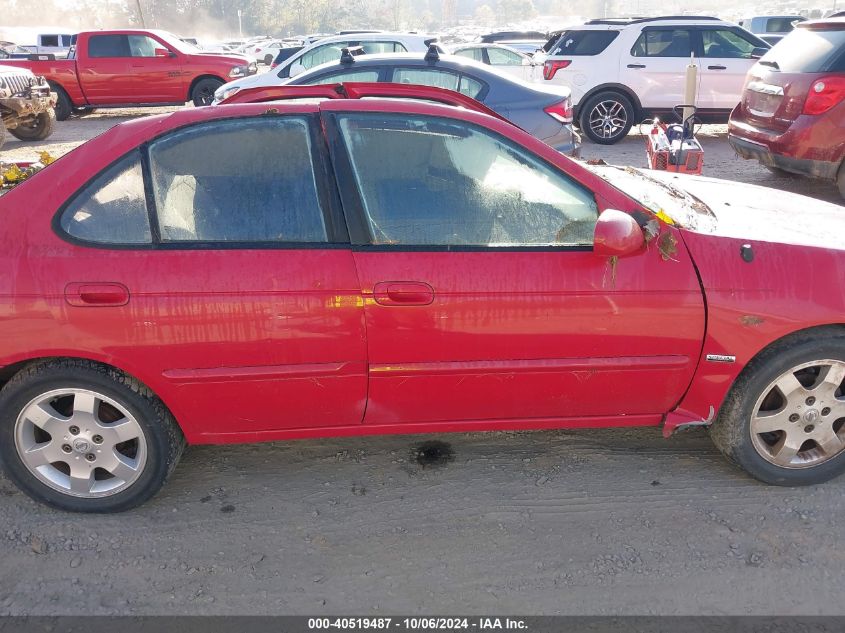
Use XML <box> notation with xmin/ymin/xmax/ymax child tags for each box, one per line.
<box><xmin>591</xmin><ymin>166</ymin><xmax>845</xmax><ymax>251</ymax></box>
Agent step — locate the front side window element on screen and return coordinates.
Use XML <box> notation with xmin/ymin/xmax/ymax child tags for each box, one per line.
<box><xmin>455</xmin><ymin>47</ymin><xmax>484</xmax><ymax>61</ymax></box>
<box><xmin>306</xmin><ymin>69</ymin><xmax>380</xmax><ymax>85</ymax></box>
<box><xmin>149</xmin><ymin>118</ymin><xmax>327</xmax><ymax>243</ymax></box>
<box><xmin>701</xmin><ymin>29</ymin><xmax>759</xmax><ymax>58</ymax></box>
<box><xmin>631</xmin><ymin>29</ymin><xmax>692</xmax><ymax>57</ymax></box>
<box><xmin>766</xmin><ymin>17</ymin><xmax>802</xmax><ymax>33</ymax></box>
<box><xmin>41</xmin><ymin>35</ymin><xmax>59</xmax><ymax>47</ymax></box>
<box><xmin>128</xmin><ymin>35</ymin><xmax>163</xmax><ymax>57</ymax></box>
<box><xmin>337</xmin><ymin>114</ymin><xmax>597</xmax><ymax>247</ymax></box>
<box><xmin>88</xmin><ymin>34</ymin><xmax>130</xmax><ymax>58</ymax></box>
<box><xmin>393</xmin><ymin>68</ymin><xmax>460</xmax><ymax>91</ymax></box>
<box><xmin>360</xmin><ymin>41</ymin><xmax>407</xmax><ymax>54</ymax></box>
<box><xmin>299</xmin><ymin>42</ymin><xmax>350</xmax><ymax>70</ymax></box>
<box><xmin>60</xmin><ymin>152</ymin><xmax>152</xmax><ymax>244</ymax></box>
<box><xmin>487</xmin><ymin>47</ymin><xmax>524</xmax><ymax>65</ymax></box>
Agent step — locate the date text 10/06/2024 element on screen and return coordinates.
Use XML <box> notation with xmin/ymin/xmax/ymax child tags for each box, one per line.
<box><xmin>307</xmin><ymin>618</ymin><xmax>528</xmax><ymax>630</ymax></box>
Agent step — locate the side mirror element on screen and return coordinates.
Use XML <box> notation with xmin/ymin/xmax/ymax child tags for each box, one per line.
<box><xmin>155</xmin><ymin>48</ymin><xmax>175</xmax><ymax>58</ymax></box>
<box><xmin>750</xmin><ymin>46</ymin><xmax>769</xmax><ymax>60</ymax></box>
<box><xmin>593</xmin><ymin>209</ymin><xmax>645</xmax><ymax>258</ymax></box>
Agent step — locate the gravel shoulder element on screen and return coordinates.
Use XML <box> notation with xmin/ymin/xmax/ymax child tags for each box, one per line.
<box><xmin>0</xmin><ymin>109</ymin><xmax>843</xmax><ymax>616</ymax></box>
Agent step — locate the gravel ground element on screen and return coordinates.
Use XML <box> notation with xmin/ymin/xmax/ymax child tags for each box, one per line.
<box><xmin>0</xmin><ymin>108</ymin><xmax>843</xmax><ymax>616</ymax></box>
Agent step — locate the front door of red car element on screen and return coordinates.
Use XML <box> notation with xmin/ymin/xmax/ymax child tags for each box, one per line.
<box><xmin>124</xmin><ymin>34</ymin><xmax>185</xmax><ymax>102</ymax></box>
<box><xmin>54</xmin><ymin>115</ymin><xmax>366</xmax><ymax>440</ymax></box>
<box><xmin>327</xmin><ymin>109</ymin><xmax>705</xmax><ymax>426</ymax></box>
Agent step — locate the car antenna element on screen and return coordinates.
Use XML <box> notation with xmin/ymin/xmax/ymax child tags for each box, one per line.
<box><xmin>424</xmin><ymin>43</ymin><xmax>440</xmax><ymax>62</ymax></box>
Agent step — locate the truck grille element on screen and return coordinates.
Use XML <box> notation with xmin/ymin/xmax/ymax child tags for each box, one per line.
<box><xmin>2</xmin><ymin>74</ymin><xmax>33</xmax><ymax>96</ymax></box>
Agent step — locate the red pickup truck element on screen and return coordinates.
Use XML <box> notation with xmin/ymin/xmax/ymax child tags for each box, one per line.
<box><xmin>2</xmin><ymin>29</ymin><xmax>257</xmax><ymax>120</ymax></box>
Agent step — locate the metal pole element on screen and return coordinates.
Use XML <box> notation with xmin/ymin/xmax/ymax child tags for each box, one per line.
<box><xmin>134</xmin><ymin>0</ymin><xmax>146</xmax><ymax>27</ymax></box>
<box><xmin>238</xmin><ymin>9</ymin><xmax>243</xmax><ymax>38</ymax></box>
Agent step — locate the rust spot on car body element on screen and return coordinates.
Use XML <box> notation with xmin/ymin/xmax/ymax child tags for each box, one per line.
<box><xmin>740</xmin><ymin>315</ymin><xmax>765</xmax><ymax>327</ymax></box>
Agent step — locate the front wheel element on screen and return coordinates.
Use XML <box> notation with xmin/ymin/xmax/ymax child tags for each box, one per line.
<box><xmin>0</xmin><ymin>360</ymin><xmax>185</xmax><ymax>512</ymax></box>
<box><xmin>578</xmin><ymin>91</ymin><xmax>635</xmax><ymax>145</ymax></box>
<box><xmin>9</xmin><ymin>109</ymin><xmax>56</xmax><ymax>142</ymax></box>
<box><xmin>50</xmin><ymin>85</ymin><xmax>72</xmax><ymax>121</ymax></box>
<box><xmin>191</xmin><ymin>77</ymin><xmax>224</xmax><ymax>107</ymax></box>
<box><xmin>710</xmin><ymin>333</ymin><xmax>845</xmax><ymax>486</ymax></box>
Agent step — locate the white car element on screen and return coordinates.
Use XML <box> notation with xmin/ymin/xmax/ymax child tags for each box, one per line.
<box><xmin>541</xmin><ymin>16</ymin><xmax>770</xmax><ymax>144</ymax></box>
<box><xmin>214</xmin><ymin>33</ymin><xmax>439</xmax><ymax>103</ymax></box>
<box><xmin>452</xmin><ymin>43</ymin><xmax>539</xmax><ymax>82</ymax></box>
<box><xmin>238</xmin><ymin>39</ymin><xmax>294</xmax><ymax>65</ymax></box>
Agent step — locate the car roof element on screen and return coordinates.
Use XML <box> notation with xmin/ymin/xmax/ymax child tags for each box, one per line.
<box><xmin>574</xmin><ymin>15</ymin><xmax>731</xmax><ymax>28</ymax></box>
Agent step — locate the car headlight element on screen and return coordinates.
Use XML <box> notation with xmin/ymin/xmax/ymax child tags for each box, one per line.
<box><xmin>248</xmin><ymin>61</ymin><xmax>257</xmax><ymax>75</ymax></box>
<box><xmin>214</xmin><ymin>85</ymin><xmax>241</xmax><ymax>103</ymax></box>
<box><xmin>229</xmin><ymin>65</ymin><xmax>249</xmax><ymax>78</ymax></box>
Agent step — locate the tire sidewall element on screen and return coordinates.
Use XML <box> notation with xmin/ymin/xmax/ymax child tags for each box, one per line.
<box><xmin>0</xmin><ymin>366</ymin><xmax>172</xmax><ymax>512</ymax></box>
<box><xmin>714</xmin><ymin>337</ymin><xmax>845</xmax><ymax>486</ymax></box>
<box><xmin>579</xmin><ymin>92</ymin><xmax>635</xmax><ymax>145</ymax></box>
<box><xmin>191</xmin><ymin>78</ymin><xmax>223</xmax><ymax>107</ymax></box>
<box><xmin>8</xmin><ymin>110</ymin><xmax>55</xmax><ymax>141</ymax></box>
<box><xmin>51</xmin><ymin>86</ymin><xmax>72</xmax><ymax>121</ymax></box>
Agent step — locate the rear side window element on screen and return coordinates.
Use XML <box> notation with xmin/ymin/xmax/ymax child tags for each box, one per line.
<box><xmin>766</xmin><ymin>17</ymin><xmax>802</xmax><ymax>33</ymax></box>
<box><xmin>60</xmin><ymin>152</ymin><xmax>152</xmax><ymax>244</ymax></box>
<box><xmin>298</xmin><ymin>42</ymin><xmax>350</xmax><ymax>70</ymax></box>
<box><xmin>306</xmin><ymin>69</ymin><xmax>380</xmax><ymax>85</ymax></box>
<box><xmin>760</xmin><ymin>27</ymin><xmax>845</xmax><ymax>72</ymax></box>
<box><xmin>455</xmin><ymin>47</ymin><xmax>484</xmax><ymax>61</ymax></box>
<box><xmin>552</xmin><ymin>30</ymin><xmax>619</xmax><ymax>56</ymax></box>
<box><xmin>41</xmin><ymin>35</ymin><xmax>59</xmax><ymax>47</ymax></box>
<box><xmin>701</xmin><ymin>29</ymin><xmax>760</xmax><ymax>59</ymax></box>
<box><xmin>487</xmin><ymin>47</ymin><xmax>523</xmax><ymax>65</ymax></box>
<box><xmin>392</xmin><ymin>68</ymin><xmax>484</xmax><ymax>99</ymax></box>
<box><xmin>148</xmin><ymin>118</ymin><xmax>327</xmax><ymax>243</ymax></box>
<box><xmin>631</xmin><ymin>29</ymin><xmax>692</xmax><ymax>57</ymax></box>
<box><xmin>360</xmin><ymin>41</ymin><xmax>407</xmax><ymax>53</ymax></box>
<box><xmin>89</xmin><ymin>35</ymin><xmax>130</xmax><ymax>58</ymax></box>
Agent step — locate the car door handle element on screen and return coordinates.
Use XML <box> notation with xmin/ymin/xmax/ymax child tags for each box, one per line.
<box><xmin>65</xmin><ymin>282</ymin><xmax>130</xmax><ymax>307</ymax></box>
<box><xmin>708</xmin><ymin>65</ymin><xmax>727</xmax><ymax>70</ymax></box>
<box><xmin>373</xmin><ymin>282</ymin><xmax>434</xmax><ymax>306</ymax></box>
<box><xmin>627</xmin><ymin>63</ymin><xmax>646</xmax><ymax>68</ymax></box>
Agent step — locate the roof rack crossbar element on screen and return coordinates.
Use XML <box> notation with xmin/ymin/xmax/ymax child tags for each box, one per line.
<box><xmin>585</xmin><ymin>15</ymin><xmax>721</xmax><ymax>25</ymax></box>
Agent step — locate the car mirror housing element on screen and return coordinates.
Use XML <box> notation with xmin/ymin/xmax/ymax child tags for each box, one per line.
<box><xmin>593</xmin><ymin>209</ymin><xmax>645</xmax><ymax>258</ymax></box>
<box><xmin>750</xmin><ymin>46</ymin><xmax>769</xmax><ymax>60</ymax></box>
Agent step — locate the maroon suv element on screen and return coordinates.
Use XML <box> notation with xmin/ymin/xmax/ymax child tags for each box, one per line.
<box><xmin>729</xmin><ymin>19</ymin><xmax>845</xmax><ymax>199</ymax></box>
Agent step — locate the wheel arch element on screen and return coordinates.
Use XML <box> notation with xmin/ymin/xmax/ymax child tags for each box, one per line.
<box><xmin>186</xmin><ymin>74</ymin><xmax>226</xmax><ymax>101</ymax></box>
<box><xmin>665</xmin><ymin>323</ymin><xmax>845</xmax><ymax>437</ymax></box>
<box><xmin>574</xmin><ymin>83</ymin><xmax>643</xmax><ymax>123</ymax></box>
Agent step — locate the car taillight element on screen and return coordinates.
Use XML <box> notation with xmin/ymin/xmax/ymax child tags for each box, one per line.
<box><xmin>802</xmin><ymin>76</ymin><xmax>845</xmax><ymax>115</ymax></box>
<box><xmin>544</xmin><ymin>98</ymin><xmax>573</xmax><ymax>123</ymax></box>
<box><xmin>543</xmin><ymin>59</ymin><xmax>571</xmax><ymax>81</ymax></box>
<box><xmin>270</xmin><ymin>62</ymin><xmax>278</xmax><ymax>69</ymax></box>
<box><xmin>255</xmin><ymin>47</ymin><xmax>261</xmax><ymax>52</ymax></box>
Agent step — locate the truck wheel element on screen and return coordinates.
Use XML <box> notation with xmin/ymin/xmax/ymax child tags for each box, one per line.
<box><xmin>9</xmin><ymin>109</ymin><xmax>56</xmax><ymax>142</ymax></box>
<box><xmin>73</xmin><ymin>107</ymin><xmax>97</xmax><ymax>116</ymax></box>
<box><xmin>578</xmin><ymin>91</ymin><xmax>635</xmax><ymax>145</ymax></box>
<box><xmin>50</xmin><ymin>85</ymin><xmax>72</xmax><ymax>121</ymax></box>
<box><xmin>710</xmin><ymin>331</ymin><xmax>845</xmax><ymax>486</ymax></box>
<box><xmin>191</xmin><ymin>78</ymin><xmax>223</xmax><ymax>107</ymax></box>
<box><xmin>0</xmin><ymin>359</ymin><xmax>186</xmax><ymax>513</ymax></box>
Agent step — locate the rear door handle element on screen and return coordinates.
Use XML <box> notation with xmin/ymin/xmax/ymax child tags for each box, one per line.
<box><xmin>627</xmin><ymin>63</ymin><xmax>646</xmax><ymax>68</ymax></box>
<box><xmin>373</xmin><ymin>281</ymin><xmax>434</xmax><ymax>306</ymax></box>
<box><xmin>65</xmin><ymin>282</ymin><xmax>130</xmax><ymax>307</ymax></box>
<box><xmin>708</xmin><ymin>65</ymin><xmax>727</xmax><ymax>70</ymax></box>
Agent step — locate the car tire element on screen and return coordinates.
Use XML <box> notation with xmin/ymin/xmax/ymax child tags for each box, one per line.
<box><xmin>73</xmin><ymin>106</ymin><xmax>97</xmax><ymax>116</ymax></box>
<box><xmin>9</xmin><ymin>109</ymin><xmax>56</xmax><ymax>142</ymax></box>
<box><xmin>0</xmin><ymin>359</ymin><xmax>186</xmax><ymax>513</ymax></box>
<box><xmin>837</xmin><ymin>162</ymin><xmax>845</xmax><ymax>200</ymax></box>
<box><xmin>50</xmin><ymin>84</ymin><xmax>72</xmax><ymax>121</ymax></box>
<box><xmin>710</xmin><ymin>330</ymin><xmax>845</xmax><ymax>486</ymax></box>
<box><xmin>191</xmin><ymin>77</ymin><xmax>224</xmax><ymax>107</ymax></box>
<box><xmin>0</xmin><ymin>122</ymin><xmax>6</xmax><ymax>151</ymax></box>
<box><xmin>578</xmin><ymin>91</ymin><xmax>635</xmax><ymax>145</ymax></box>
<box><xmin>263</xmin><ymin>54</ymin><xmax>273</xmax><ymax>65</ymax></box>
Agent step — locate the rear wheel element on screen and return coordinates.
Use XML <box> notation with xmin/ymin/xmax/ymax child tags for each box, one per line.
<box><xmin>50</xmin><ymin>84</ymin><xmax>72</xmax><ymax>121</ymax></box>
<box><xmin>710</xmin><ymin>332</ymin><xmax>845</xmax><ymax>486</ymax></box>
<box><xmin>578</xmin><ymin>91</ymin><xmax>635</xmax><ymax>145</ymax></box>
<box><xmin>191</xmin><ymin>77</ymin><xmax>223</xmax><ymax>107</ymax></box>
<box><xmin>0</xmin><ymin>360</ymin><xmax>185</xmax><ymax>512</ymax></box>
<box><xmin>9</xmin><ymin>109</ymin><xmax>56</xmax><ymax>142</ymax></box>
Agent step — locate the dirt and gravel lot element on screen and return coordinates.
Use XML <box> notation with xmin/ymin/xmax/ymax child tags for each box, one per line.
<box><xmin>0</xmin><ymin>109</ymin><xmax>843</xmax><ymax>616</ymax></box>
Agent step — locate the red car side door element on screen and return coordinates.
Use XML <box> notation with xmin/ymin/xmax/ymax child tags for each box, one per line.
<box><xmin>325</xmin><ymin>105</ymin><xmax>705</xmax><ymax>427</ymax></box>
<box><xmin>48</xmin><ymin>114</ymin><xmax>366</xmax><ymax>442</ymax></box>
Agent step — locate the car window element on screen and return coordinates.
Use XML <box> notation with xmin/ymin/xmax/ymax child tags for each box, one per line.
<box><xmin>487</xmin><ymin>47</ymin><xmax>523</xmax><ymax>65</ymax></box>
<box><xmin>306</xmin><ymin>69</ymin><xmax>380</xmax><ymax>84</ymax></box>
<box><xmin>393</xmin><ymin>68</ymin><xmax>459</xmax><ymax>91</ymax></box>
<box><xmin>455</xmin><ymin>47</ymin><xmax>483</xmax><ymax>61</ymax></box>
<box><xmin>149</xmin><ymin>118</ymin><xmax>327</xmax><ymax>243</ymax></box>
<box><xmin>41</xmin><ymin>35</ymin><xmax>59</xmax><ymax>47</ymax></box>
<box><xmin>337</xmin><ymin>114</ymin><xmax>598</xmax><ymax>247</ymax></box>
<box><xmin>59</xmin><ymin>152</ymin><xmax>152</xmax><ymax>244</ymax></box>
<box><xmin>88</xmin><ymin>34</ymin><xmax>130</xmax><ymax>58</ymax></box>
<box><xmin>701</xmin><ymin>29</ymin><xmax>758</xmax><ymax>58</ymax></box>
<box><xmin>631</xmin><ymin>29</ymin><xmax>692</xmax><ymax>57</ymax></box>
<box><xmin>128</xmin><ymin>35</ymin><xmax>162</xmax><ymax>58</ymax></box>
<box><xmin>299</xmin><ymin>42</ymin><xmax>350</xmax><ymax>69</ymax></box>
<box><xmin>766</xmin><ymin>17</ymin><xmax>802</xmax><ymax>33</ymax></box>
<box><xmin>458</xmin><ymin>75</ymin><xmax>484</xmax><ymax>99</ymax></box>
<box><xmin>552</xmin><ymin>30</ymin><xmax>619</xmax><ymax>55</ymax></box>
<box><xmin>360</xmin><ymin>41</ymin><xmax>407</xmax><ymax>53</ymax></box>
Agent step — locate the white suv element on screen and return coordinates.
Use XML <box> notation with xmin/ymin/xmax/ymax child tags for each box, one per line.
<box><xmin>541</xmin><ymin>16</ymin><xmax>769</xmax><ymax>144</ymax></box>
<box><xmin>214</xmin><ymin>33</ymin><xmax>438</xmax><ymax>103</ymax></box>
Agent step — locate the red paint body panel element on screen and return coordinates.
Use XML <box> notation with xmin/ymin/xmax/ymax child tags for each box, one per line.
<box><xmin>1</xmin><ymin>30</ymin><xmax>252</xmax><ymax>108</ymax></box>
<box><xmin>1</xmin><ymin>90</ymin><xmax>843</xmax><ymax>446</ymax></box>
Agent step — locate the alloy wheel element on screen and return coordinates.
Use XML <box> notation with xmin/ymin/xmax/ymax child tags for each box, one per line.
<box><xmin>750</xmin><ymin>360</ymin><xmax>845</xmax><ymax>468</ymax></box>
<box><xmin>14</xmin><ymin>388</ymin><xmax>147</xmax><ymax>497</ymax></box>
<box><xmin>588</xmin><ymin>99</ymin><xmax>628</xmax><ymax>140</ymax></box>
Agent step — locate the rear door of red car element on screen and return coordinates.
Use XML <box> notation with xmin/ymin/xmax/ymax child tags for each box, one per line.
<box><xmin>323</xmin><ymin>101</ymin><xmax>706</xmax><ymax>428</ymax></box>
<box><xmin>53</xmin><ymin>112</ymin><xmax>367</xmax><ymax>440</ymax></box>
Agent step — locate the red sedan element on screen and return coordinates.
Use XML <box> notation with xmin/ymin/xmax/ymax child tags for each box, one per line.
<box><xmin>0</xmin><ymin>84</ymin><xmax>843</xmax><ymax>512</ymax></box>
